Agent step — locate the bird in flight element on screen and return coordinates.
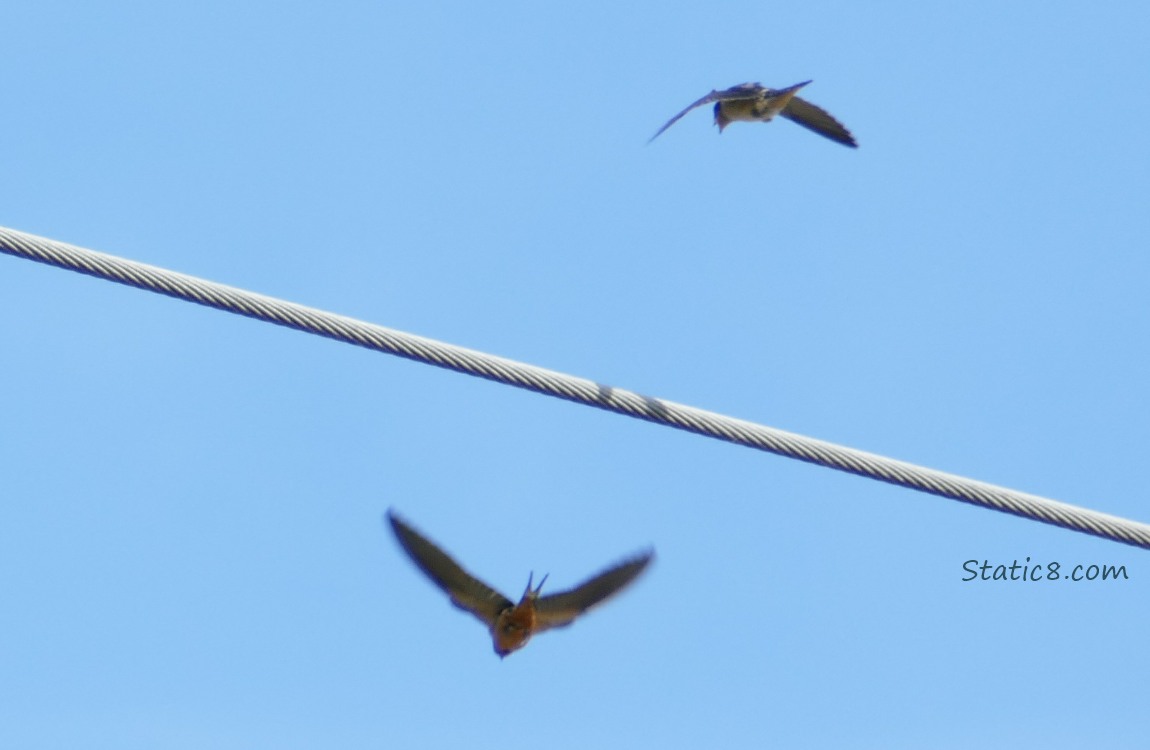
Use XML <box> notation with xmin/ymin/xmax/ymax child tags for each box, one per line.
<box><xmin>386</xmin><ymin>509</ymin><xmax>653</xmax><ymax>658</ymax></box>
<box><xmin>649</xmin><ymin>81</ymin><xmax>857</xmax><ymax>147</ymax></box>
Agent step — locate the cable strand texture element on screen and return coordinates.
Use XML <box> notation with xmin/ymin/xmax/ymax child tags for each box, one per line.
<box><xmin>3</xmin><ymin>225</ymin><xmax>1148</xmax><ymax>550</ymax></box>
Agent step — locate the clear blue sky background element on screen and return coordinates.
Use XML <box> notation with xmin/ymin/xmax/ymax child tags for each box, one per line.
<box><xmin>3</xmin><ymin>2</ymin><xmax>1148</xmax><ymax>748</ymax></box>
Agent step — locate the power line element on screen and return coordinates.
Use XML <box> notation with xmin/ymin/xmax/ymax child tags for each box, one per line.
<box><xmin>3</xmin><ymin>224</ymin><xmax>1148</xmax><ymax>550</ymax></box>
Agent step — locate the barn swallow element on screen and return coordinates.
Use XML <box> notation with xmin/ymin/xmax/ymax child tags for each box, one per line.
<box><xmin>386</xmin><ymin>509</ymin><xmax>653</xmax><ymax>658</ymax></box>
<box><xmin>649</xmin><ymin>81</ymin><xmax>857</xmax><ymax>147</ymax></box>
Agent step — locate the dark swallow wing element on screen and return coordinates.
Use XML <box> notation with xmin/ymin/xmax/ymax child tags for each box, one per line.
<box><xmin>534</xmin><ymin>551</ymin><xmax>653</xmax><ymax>631</ymax></box>
<box><xmin>780</xmin><ymin>96</ymin><xmax>857</xmax><ymax>147</ymax></box>
<box><xmin>648</xmin><ymin>83</ymin><xmax>765</xmax><ymax>142</ymax></box>
<box><xmin>387</xmin><ymin>510</ymin><xmax>512</xmax><ymax>627</ymax></box>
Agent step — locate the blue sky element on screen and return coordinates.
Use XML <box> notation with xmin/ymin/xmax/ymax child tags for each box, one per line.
<box><xmin>3</xmin><ymin>2</ymin><xmax>1149</xmax><ymax>747</ymax></box>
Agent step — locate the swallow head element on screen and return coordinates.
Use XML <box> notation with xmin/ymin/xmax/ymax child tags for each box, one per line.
<box><xmin>713</xmin><ymin>102</ymin><xmax>730</xmax><ymax>133</ymax></box>
<box><xmin>492</xmin><ymin>610</ymin><xmax>531</xmax><ymax>658</ymax></box>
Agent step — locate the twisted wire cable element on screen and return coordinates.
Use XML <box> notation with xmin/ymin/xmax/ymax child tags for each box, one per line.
<box><xmin>3</xmin><ymin>225</ymin><xmax>1148</xmax><ymax>550</ymax></box>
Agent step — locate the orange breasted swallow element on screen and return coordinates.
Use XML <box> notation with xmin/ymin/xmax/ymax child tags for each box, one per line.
<box><xmin>649</xmin><ymin>81</ymin><xmax>857</xmax><ymax>147</ymax></box>
<box><xmin>386</xmin><ymin>509</ymin><xmax>653</xmax><ymax>658</ymax></box>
